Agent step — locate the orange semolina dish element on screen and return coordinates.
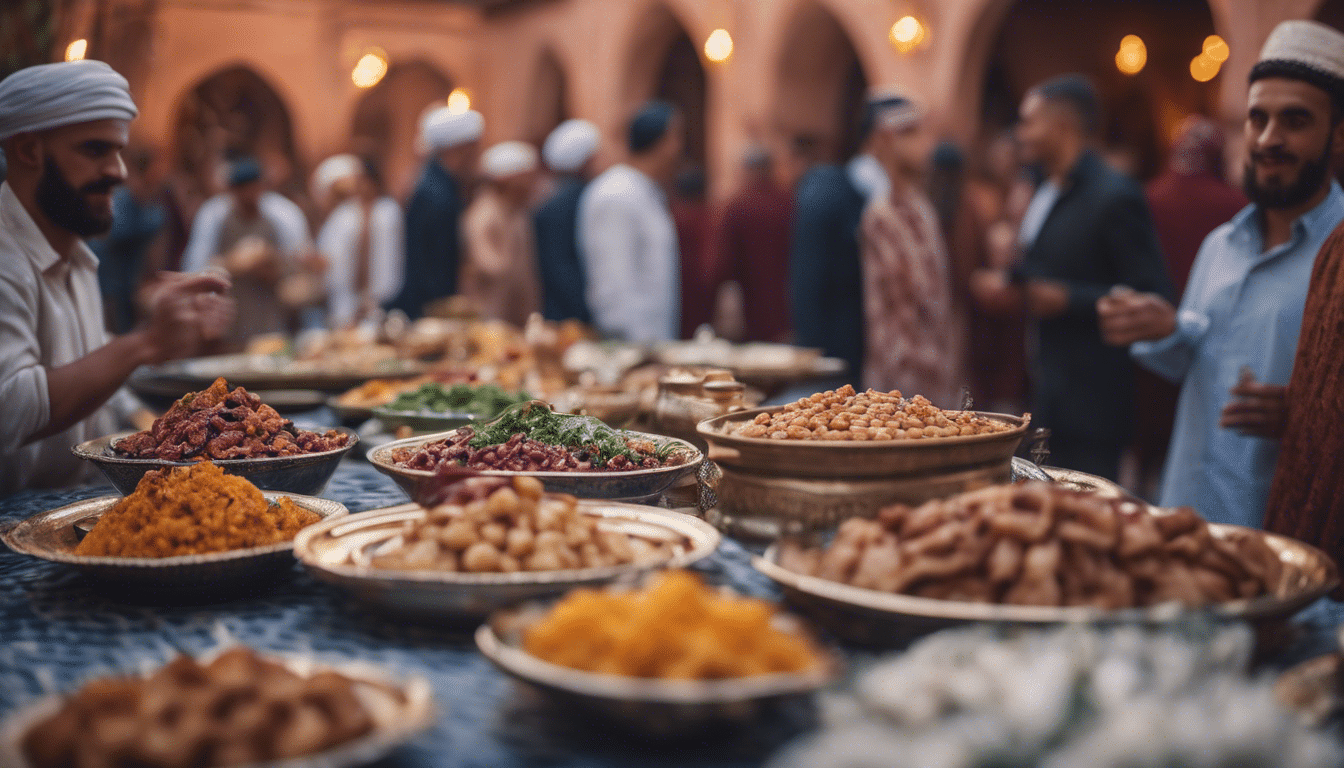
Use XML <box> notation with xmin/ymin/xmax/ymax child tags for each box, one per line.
<box><xmin>75</xmin><ymin>461</ymin><xmax>319</xmax><ymax>558</ymax></box>
<box><xmin>523</xmin><ymin>570</ymin><xmax>822</xmax><ymax>679</ymax></box>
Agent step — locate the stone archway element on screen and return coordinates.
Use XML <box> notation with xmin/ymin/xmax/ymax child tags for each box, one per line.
<box><xmin>771</xmin><ymin>0</ymin><xmax>869</xmax><ymax>175</ymax></box>
<box><xmin>620</xmin><ymin>2</ymin><xmax>707</xmax><ymax>172</ymax></box>
<box><xmin>976</xmin><ymin>0</ymin><xmax>1221</xmax><ymax>179</ymax></box>
<box><xmin>350</xmin><ymin>60</ymin><xmax>455</xmax><ymax>200</ymax></box>
<box><xmin>524</xmin><ymin>48</ymin><xmax>570</xmax><ymax>148</ymax></box>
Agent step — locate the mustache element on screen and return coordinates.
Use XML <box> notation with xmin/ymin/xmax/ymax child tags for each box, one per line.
<box><xmin>1250</xmin><ymin>148</ymin><xmax>1299</xmax><ymax>165</ymax></box>
<box><xmin>79</xmin><ymin>177</ymin><xmax>121</xmax><ymax>195</ymax></box>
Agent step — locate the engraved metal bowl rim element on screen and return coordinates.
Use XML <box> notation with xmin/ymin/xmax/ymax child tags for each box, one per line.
<box><xmin>697</xmin><ymin>406</ymin><xmax>1030</xmax><ymax>451</ymax></box>
<box><xmin>293</xmin><ymin>500</ymin><xmax>722</xmax><ymax>587</ymax></box>
<box><xmin>754</xmin><ymin>524</ymin><xmax>1340</xmax><ymax>625</ymax></box>
<box><xmin>0</xmin><ymin>492</ymin><xmax>348</xmax><ymax>569</ymax></box>
<box><xmin>72</xmin><ymin>427</ymin><xmax>361</xmax><ymax>468</ymax></box>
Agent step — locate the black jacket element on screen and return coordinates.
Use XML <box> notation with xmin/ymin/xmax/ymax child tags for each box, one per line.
<box><xmin>533</xmin><ymin>175</ymin><xmax>592</xmax><ymax>324</ymax></box>
<box><xmin>1018</xmin><ymin>150</ymin><xmax>1174</xmax><ymax>442</ymax></box>
<box><xmin>387</xmin><ymin>160</ymin><xmax>463</xmax><ymax>319</ymax></box>
<box><xmin>789</xmin><ymin>164</ymin><xmax>865</xmax><ymax>381</ymax></box>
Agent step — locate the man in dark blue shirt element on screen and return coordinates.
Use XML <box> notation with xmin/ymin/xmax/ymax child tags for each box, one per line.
<box><xmin>534</xmin><ymin>119</ymin><xmax>600</xmax><ymax>323</ymax></box>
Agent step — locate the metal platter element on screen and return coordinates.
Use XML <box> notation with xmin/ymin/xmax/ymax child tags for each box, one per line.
<box><xmin>0</xmin><ymin>652</ymin><xmax>435</xmax><ymax>768</ymax></box>
<box><xmin>0</xmin><ymin>493</ymin><xmax>348</xmax><ymax>597</ymax></box>
<box><xmin>697</xmin><ymin>407</ymin><xmax>1030</xmax><ymax>478</ymax></box>
<box><xmin>476</xmin><ymin>598</ymin><xmax>840</xmax><ymax>735</ymax></box>
<box><xmin>143</xmin><ymin>354</ymin><xmax>427</xmax><ymax>393</ymax></box>
<box><xmin>370</xmin><ymin>406</ymin><xmax>476</xmax><ymax>434</ymax></box>
<box><xmin>367</xmin><ymin>430</ymin><xmax>703</xmax><ymax>504</ymax></box>
<box><xmin>294</xmin><ymin>501</ymin><xmax>721</xmax><ymax>620</ymax></box>
<box><xmin>72</xmin><ymin>428</ymin><xmax>359</xmax><ymax>497</ymax></box>
<box><xmin>753</xmin><ymin>526</ymin><xmax>1340</xmax><ymax>646</ymax></box>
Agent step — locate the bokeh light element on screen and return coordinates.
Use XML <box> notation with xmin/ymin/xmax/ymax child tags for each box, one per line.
<box><xmin>447</xmin><ymin>87</ymin><xmax>472</xmax><ymax>114</ymax></box>
<box><xmin>889</xmin><ymin>16</ymin><xmax>926</xmax><ymax>54</ymax></box>
<box><xmin>1190</xmin><ymin>53</ymin><xmax>1220</xmax><ymax>82</ymax></box>
<box><xmin>704</xmin><ymin>28</ymin><xmax>733</xmax><ymax>63</ymax></box>
<box><xmin>64</xmin><ymin>39</ymin><xmax>88</xmax><ymax>62</ymax></box>
<box><xmin>1203</xmin><ymin>34</ymin><xmax>1230</xmax><ymax>63</ymax></box>
<box><xmin>1115</xmin><ymin>34</ymin><xmax>1146</xmax><ymax>75</ymax></box>
<box><xmin>352</xmin><ymin>49</ymin><xmax>388</xmax><ymax>89</ymax></box>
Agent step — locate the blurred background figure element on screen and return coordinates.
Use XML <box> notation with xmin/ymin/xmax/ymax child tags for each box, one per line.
<box><xmin>387</xmin><ymin>107</ymin><xmax>483</xmax><ymax>319</ymax></box>
<box><xmin>181</xmin><ymin>156</ymin><xmax>312</xmax><ymax>347</ymax></box>
<box><xmin>1131</xmin><ymin>116</ymin><xmax>1247</xmax><ymax>497</ymax></box>
<box><xmin>671</xmin><ymin>167</ymin><xmax>714</xmax><ymax>338</ymax></box>
<box><xmin>972</xmin><ymin>74</ymin><xmax>1172</xmax><ymax>480</ymax></box>
<box><xmin>860</xmin><ymin>92</ymin><xmax>959</xmax><ymax>406</ymax></box>
<box><xmin>535</xmin><ymin>118</ymin><xmax>600</xmax><ymax>324</ymax></box>
<box><xmin>461</xmin><ymin>141</ymin><xmax>541</xmax><ymax>326</ymax></box>
<box><xmin>317</xmin><ymin>155</ymin><xmax>404</xmax><ymax>329</ymax></box>
<box><xmin>579</xmin><ymin>101</ymin><xmax>682</xmax><ymax>343</ymax></box>
<box><xmin>90</xmin><ymin>146</ymin><xmax>165</xmax><ymax>334</ymax></box>
<box><xmin>714</xmin><ymin>145</ymin><xmax>793</xmax><ymax>343</ymax></box>
<box><xmin>790</xmin><ymin>105</ymin><xmax>889</xmax><ymax>387</ymax></box>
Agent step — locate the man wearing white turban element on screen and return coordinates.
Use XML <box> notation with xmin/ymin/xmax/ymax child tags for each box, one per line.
<box><xmin>534</xmin><ymin>119</ymin><xmax>600</xmax><ymax>323</ymax></box>
<box><xmin>386</xmin><ymin>107</ymin><xmax>484</xmax><ymax>319</ymax></box>
<box><xmin>317</xmin><ymin>157</ymin><xmax>404</xmax><ymax>328</ymax></box>
<box><xmin>460</xmin><ymin>141</ymin><xmax>541</xmax><ymax>326</ymax></box>
<box><xmin>0</xmin><ymin>60</ymin><xmax>233</xmax><ymax>493</ymax></box>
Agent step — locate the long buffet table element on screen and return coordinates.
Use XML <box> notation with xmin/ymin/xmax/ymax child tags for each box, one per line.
<box><xmin>3</xmin><ymin>458</ymin><xmax>1344</xmax><ymax>767</ymax></box>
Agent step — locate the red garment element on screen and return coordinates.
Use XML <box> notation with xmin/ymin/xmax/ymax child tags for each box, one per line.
<box><xmin>672</xmin><ymin>199</ymin><xmax>716</xmax><ymax>338</ymax></box>
<box><xmin>1135</xmin><ymin>171</ymin><xmax>1248</xmax><ymax>465</ymax></box>
<box><xmin>1264</xmin><ymin>222</ymin><xmax>1344</xmax><ymax>575</ymax></box>
<box><xmin>716</xmin><ymin>180</ymin><xmax>794</xmax><ymax>342</ymax></box>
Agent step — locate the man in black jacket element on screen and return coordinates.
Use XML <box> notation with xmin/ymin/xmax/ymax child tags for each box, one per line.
<box><xmin>972</xmin><ymin>75</ymin><xmax>1173</xmax><ymax>480</ymax></box>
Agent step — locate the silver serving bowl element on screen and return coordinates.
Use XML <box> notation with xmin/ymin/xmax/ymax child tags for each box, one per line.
<box><xmin>754</xmin><ymin>525</ymin><xmax>1340</xmax><ymax>647</ymax></box>
<box><xmin>367</xmin><ymin>429</ymin><xmax>703</xmax><ymax>504</ymax></box>
<box><xmin>370</xmin><ymin>405</ymin><xmax>476</xmax><ymax>434</ymax></box>
<box><xmin>0</xmin><ymin>650</ymin><xmax>435</xmax><ymax>768</ymax></box>
<box><xmin>294</xmin><ymin>501</ymin><xmax>721</xmax><ymax>620</ymax></box>
<box><xmin>0</xmin><ymin>492</ymin><xmax>347</xmax><ymax>597</ymax></box>
<box><xmin>476</xmin><ymin>597</ymin><xmax>841</xmax><ymax>735</ymax></box>
<box><xmin>72</xmin><ymin>427</ymin><xmax>359</xmax><ymax>496</ymax></box>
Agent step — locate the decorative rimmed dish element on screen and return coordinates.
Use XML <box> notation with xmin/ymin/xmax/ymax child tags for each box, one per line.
<box><xmin>752</xmin><ymin>525</ymin><xmax>1340</xmax><ymax>646</ymax></box>
<box><xmin>147</xmin><ymin>354</ymin><xmax>427</xmax><ymax>392</ymax></box>
<box><xmin>475</xmin><ymin>598</ymin><xmax>841</xmax><ymax>735</ymax></box>
<box><xmin>0</xmin><ymin>650</ymin><xmax>435</xmax><ymax>768</ymax></box>
<box><xmin>370</xmin><ymin>406</ymin><xmax>476</xmax><ymax>434</ymax></box>
<box><xmin>0</xmin><ymin>492</ymin><xmax>348</xmax><ymax>595</ymax></box>
<box><xmin>367</xmin><ymin>430</ymin><xmax>703</xmax><ymax>504</ymax></box>
<box><xmin>72</xmin><ymin>427</ymin><xmax>359</xmax><ymax>496</ymax></box>
<box><xmin>294</xmin><ymin>501</ymin><xmax>721</xmax><ymax>619</ymax></box>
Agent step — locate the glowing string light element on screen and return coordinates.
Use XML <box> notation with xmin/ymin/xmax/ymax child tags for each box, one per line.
<box><xmin>65</xmin><ymin>39</ymin><xmax>88</xmax><ymax>62</ymax></box>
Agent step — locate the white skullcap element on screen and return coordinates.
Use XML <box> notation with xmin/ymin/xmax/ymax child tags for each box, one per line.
<box><xmin>1251</xmin><ymin>20</ymin><xmax>1344</xmax><ymax>100</ymax></box>
<box><xmin>542</xmin><ymin>119</ymin><xmax>600</xmax><ymax>173</ymax></box>
<box><xmin>311</xmin><ymin>154</ymin><xmax>362</xmax><ymax>199</ymax></box>
<box><xmin>420</xmin><ymin>107</ymin><xmax>484</xmax><ymax>153</ymax></box>
<box><xmin>0</xmin><ymin>60</ymin><xmax>138</xmax><ymax>141</ymax></box>
<box><xmin>480</xmin><ymin>141</ymin><xmax>538</xmax><ymax>179</ymax></box>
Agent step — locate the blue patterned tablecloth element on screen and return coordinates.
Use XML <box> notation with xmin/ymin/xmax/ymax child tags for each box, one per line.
<box><xmin>3</xmin><ymin>460</ymin><xmax>1344</xmax><ymax>767</ymax></box>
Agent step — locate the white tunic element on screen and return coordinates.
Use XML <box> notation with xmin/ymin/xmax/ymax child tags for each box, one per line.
<box><xmin>0</xmin><ymin>182</ymin><xmax>131</xmax><ymax>493</ymax></box>
<box><xmin>576</xmin><ymin>164</ymin><xmax>680</xmax><ymax>342</ymax></box>
<box><xmin>318</xmin><ymin>197</ymin><xmax>404</xmax><ymax>327</ymax></box>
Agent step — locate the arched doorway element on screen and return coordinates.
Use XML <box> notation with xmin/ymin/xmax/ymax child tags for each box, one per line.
<box><xmin>978</xmin><ymin>0</ymin><xmax>1219</xmax><ymax>179</ymax></box>
<box><xmin>620</xmin><ymin>4</ymin><xmax>707</xmax><ymax>173</ymax></box>
<box><xmin>772</xmin><ymin>1</ymin><xmax>869</xmax><ymax>173</ymax></box>
<box><xmin>350</xmin><ymin>60</ymin><xmax>455</xmax><ymax>200</ymax></box>
<box><xmin>524</xmin><ymin>49</ymin><xmax>569</xmax><ymax>148</ymax></box>
<box><xmin>173</xmin><ymin>65</ymin><xmax>301</xmax><ymax>210</ymax></box>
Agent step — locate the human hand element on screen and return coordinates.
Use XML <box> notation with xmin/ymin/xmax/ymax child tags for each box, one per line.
<box><xmin>970</xmin><ymin>269</ymin><xmax>1020</xmax><ymax>315</ymax></box>
<box><xmin>1220</xmin><ymin>368</ymin><xmax>1287</xmax><ymax>439</ymax></box>
<box><xmin>1097</xmin><ymin>286</ymin><xmax>1177</xmax><ymax>346</ymax></box>
<box><xmin>140</xmin><ymin>272</ymin><xmax>234</xmax><ymax>363</ymax></box>
<box><xmin>1025</xmin><ymin>279</ymin><xmax>1069</xmax><ymax>318</ymax></box>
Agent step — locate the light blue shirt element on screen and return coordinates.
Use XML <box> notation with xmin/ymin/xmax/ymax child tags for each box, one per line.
<box><xmin>1132</xmin><ymin>181</ymin><xmax>1344</xmax><ymax>527</ymax></box>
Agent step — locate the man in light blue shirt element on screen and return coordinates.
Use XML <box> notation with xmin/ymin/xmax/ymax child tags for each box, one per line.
<box><xmin>1098</xmin><ymin>26</ymin><xmax>1344</xmax><ymax>526</ymax></box>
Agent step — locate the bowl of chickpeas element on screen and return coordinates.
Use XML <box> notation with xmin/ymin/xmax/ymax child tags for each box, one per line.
<box><xmin>696</xmin><ymin>385</ymin><xmax>1029</xmax><ymax>538</ymax></box>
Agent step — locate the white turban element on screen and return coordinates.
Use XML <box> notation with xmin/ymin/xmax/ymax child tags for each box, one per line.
<box><xmin>542</xmin><ymin>119</ymin><xmax>600</xmax><ymax>173</ymax></box>
<box><xmin>311</xmin><ymin>153</ymin><xmax>361</xmax><ymax>199</ymax></box>
<box><xmin>480</xmin><ymin>141</ymin><xmax>538</xmax><ymax>179</ymax></box>
<box><xmin>0</xmin><ymin>60</ymin><xmax>138</xmax><ymax>141</ymax></box>
<box><xmin>1252</xmin><ymin>20</ymin><xmax>1344</xmax><ymax>99</ymax></box>
<box><xmin>420</xmin><ymin>107</ymin><xmax>484</xmax><ymax>153</ymax></box>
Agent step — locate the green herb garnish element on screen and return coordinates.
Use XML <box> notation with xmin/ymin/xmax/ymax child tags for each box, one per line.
<box><xmin>467</xmin><ymin>401</ymin><xmax>682</xmax><ymax>466</ymax></box>
<box><xmin>387</xmin><ymin>383</ymin><xmax>532</xmax><ymax>419</ymax></box>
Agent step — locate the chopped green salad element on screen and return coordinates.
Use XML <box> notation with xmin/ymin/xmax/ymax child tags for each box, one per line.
<box><xmin>385</xmin><ymin>383</ymin><xmax>533</xmax><ymax>419</ymax></box>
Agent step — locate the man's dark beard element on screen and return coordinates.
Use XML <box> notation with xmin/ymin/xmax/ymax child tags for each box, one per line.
<box><xmin>1242</xmin><ymin>137</ymin><xmax>1333</xmax><ymax>210</ymax></box>
<box><xmin>35</xmin><ymin>157</ymin><xmax>118</xmax><ymax>237</ymax></box>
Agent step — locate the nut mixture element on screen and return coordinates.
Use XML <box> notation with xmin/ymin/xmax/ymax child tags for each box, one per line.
<box><xmin>732</xmin><ymin>385</ymin><xmax>1013</xmax><ymax>441</ymax></box>
<box><xmin>371</xmin><ymin>476</ymin><xmax>677</xmax><ymax>573</ymax></box>
<box><xmin>22</xmin><ymin>647</ymin><xmax>391</xmax><ymax>768</ymax></box>
<box><xmin>780</xmin><ymin>482</ymin><xmax>1282</xmax><ymax>609</ymax></box>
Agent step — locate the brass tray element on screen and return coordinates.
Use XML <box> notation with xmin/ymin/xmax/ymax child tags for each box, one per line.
<box><xmin>295</xmin><ymin>501</ymin><xmax>720</xmax><ymax>619</ymax></box>
<box><xmin>368</xmin><ymin>429</ymin><xmax>703</xmax><ymax>504</ymax></box>
<box><xmin>476</xmin><ymin>597</ymin><xmax>840</xmax><ymax>735</ymax></box>
<box><xmin>0</xmin><ymin>651</ymin><xmax>435</xmax><ymax>768</ymax></box>
<box><xmin>753</xmin><ymin>525</ymin><xmax>1339</xmax><ymax>646</ymax></box>
<box><xmin>0</xmin><ymin>493</ymin><xmax>347</xmax><ymax>595</ymax></box>
<box><xmin>698</xmin><ymin>407</ymin><xmax>1029</xmax><ymax>478</ymax></box>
